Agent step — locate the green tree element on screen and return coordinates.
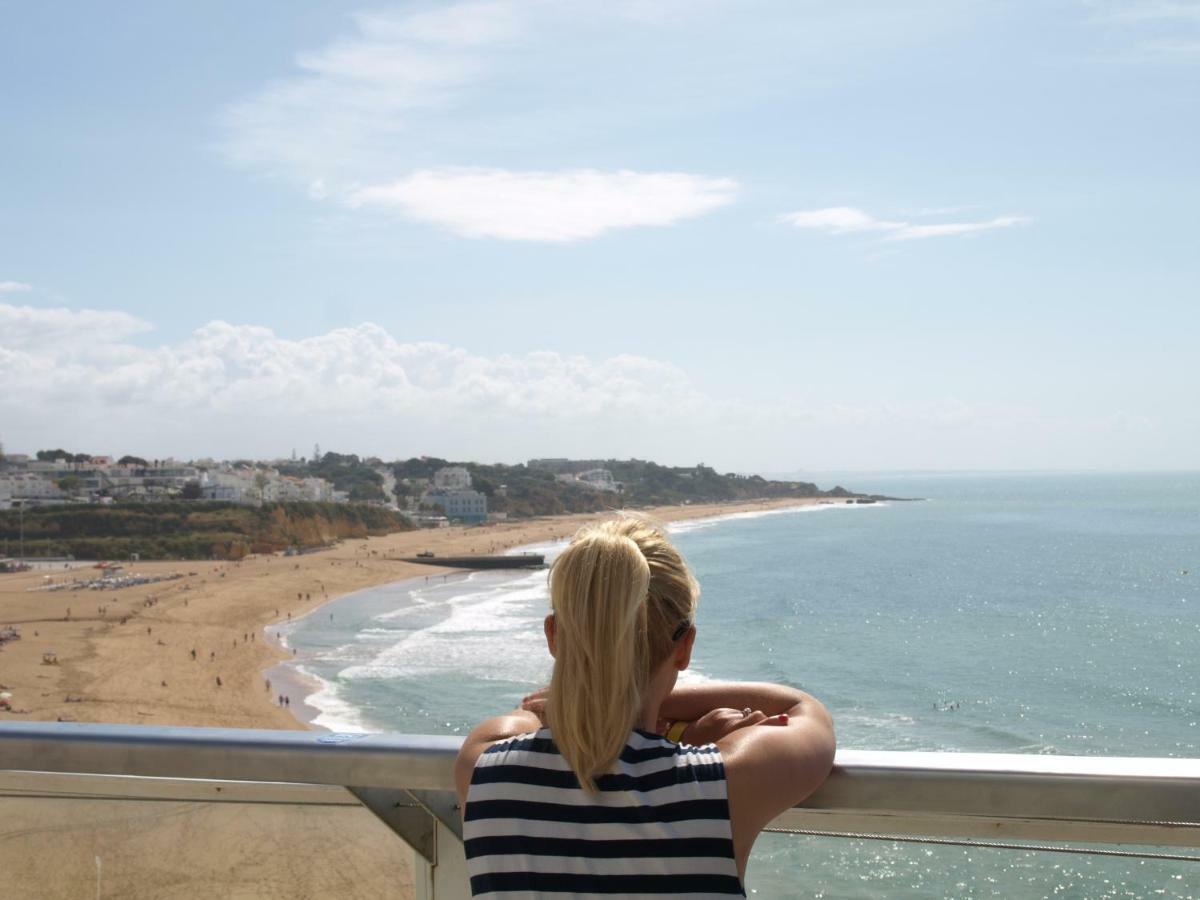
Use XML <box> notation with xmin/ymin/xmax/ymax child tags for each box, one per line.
<box><xmin>253</xmin><ymin>472</ymin><xmax>269</xmax><ymax>505</ymax></box>
<box><xmin>348</xmin><ymin>482</ymin><xmax>385</xmax><ymax>502</ymax></box>
<box><xmin>119</xmin><ymin>455</ymin><xmax>149</xmax><ymax>467</ymax></box>
<box><xmin>55</xmin><ymin>475</ymin><xmax>82</xmax><ymax>495</ymax></box>
<box><xmin>181</xmin><ymin>480</ymin><xmax>203</xmax><ymax>500</ymax></box>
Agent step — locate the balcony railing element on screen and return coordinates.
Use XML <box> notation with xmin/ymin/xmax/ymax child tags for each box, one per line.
<box><xmin>1</xmin><ymin>721</ymin><xmax>1198</xmax><ymax>898</ymax></box>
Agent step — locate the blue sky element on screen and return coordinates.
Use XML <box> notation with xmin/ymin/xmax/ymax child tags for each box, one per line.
<box><xmin>2</xmin><ymin>1</ymin><xmax>1197</xmax><ymax>471</ymax></box>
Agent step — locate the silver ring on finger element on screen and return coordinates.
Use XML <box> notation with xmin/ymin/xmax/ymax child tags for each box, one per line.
<box><xmin>741</xmin><ymin>707</ymin><xmax>752</xmax><ymax>718</ymax></box>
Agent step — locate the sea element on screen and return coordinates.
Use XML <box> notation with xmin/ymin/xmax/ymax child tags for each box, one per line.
<box><xmin>276</xmin><ymin>473</ymin><xmax>1199</xmax><ymax>899</ymax></box>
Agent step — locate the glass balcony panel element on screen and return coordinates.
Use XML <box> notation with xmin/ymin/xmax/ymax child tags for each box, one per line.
<box><xmin>0</xmin><ymin>775</ymin><xmax>415</xmax><ymax>900</ymax></box>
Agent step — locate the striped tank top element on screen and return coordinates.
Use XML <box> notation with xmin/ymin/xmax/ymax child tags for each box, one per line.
<box><xmin>463</xmin><ymin>727</ymin><xmax>745</xmax><ymax>898</ymax></box>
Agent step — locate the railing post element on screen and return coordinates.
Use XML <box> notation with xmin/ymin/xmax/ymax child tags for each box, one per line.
<box><xmin>412</xmin><ymin>818</ymin><xmax>469</xmax><ymax>900</ymax></box>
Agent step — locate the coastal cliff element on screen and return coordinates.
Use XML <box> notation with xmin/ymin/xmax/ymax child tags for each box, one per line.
<box><xmin>0</xmin><ymin>501</ymin><xmax>413</xmax><ymax>560</ymax></box>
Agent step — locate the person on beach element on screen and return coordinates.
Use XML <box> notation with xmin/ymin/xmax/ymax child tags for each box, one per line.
<box><xmin>455</xmin><ymin>517</ymin><xmax>835</xmax><ymax>897</ymax></box>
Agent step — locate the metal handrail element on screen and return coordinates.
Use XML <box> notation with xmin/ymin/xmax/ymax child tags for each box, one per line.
<box><xmin>1</xmin><ymin>721</ymin><xmax>1198</xmax><ymax>851</ymax></box>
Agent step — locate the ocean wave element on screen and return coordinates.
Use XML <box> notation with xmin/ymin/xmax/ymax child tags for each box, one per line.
<box><xmin>339</xmin><ymin>571</ymin><xmax>552</xmax><ymax>683</ymax></box>
<box><xmin>374</xmin><ymin>602</ymin><xmax>430</xmax><ymax>622</ymax></box>
<box><xmin>267</xmin><ymin>623</ymin><xmax>292</xmax><ymax>649</ymax></box>
<box><xmin>293</xmin><ymin>664</ymin><xmax>375</xmax><ymax>734</ymax></box>
<box><xmin>354</xmin><ymin>627</ymin><xmax>404</xmax><ymax>643</ymax></box>
<box><xmin>838</xmin><ymin>711</ymin><xmax>918</xmax><ymax>729</ymax></box>
<box><xmin>373</xmin><ymin>578</ymin><xmax>467</xmax><ymax>621</ymax></box>
<box><xmin>668</xmin><ymin>501</ymin><xmax>886</xmax><ymax>535</ymax></box>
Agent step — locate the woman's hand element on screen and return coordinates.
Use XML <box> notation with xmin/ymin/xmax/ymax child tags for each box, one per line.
<box><xmin>523</xmin><ymin>688</ymin><xmax>787</xmax><ymax>743</ymax></box>
<box><xmin>679</xmin><ymin>707</ymin><xmax>787</xmax><ymax>745</ymax></box>
<box><xmin>520</xmin><ymin>687</ymin><xmax>550</xmax><ymax>726</ymax></box>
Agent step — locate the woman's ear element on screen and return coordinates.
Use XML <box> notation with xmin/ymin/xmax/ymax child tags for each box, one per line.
<box><xmin>675</xmin><ymin>625</ymin><xmax>696</xmax><ymax>670</ymax></box>
<box><xmin>544</xmin><ymin>613</ymin><xmax>557</xmax><ymax>658</ymax></box>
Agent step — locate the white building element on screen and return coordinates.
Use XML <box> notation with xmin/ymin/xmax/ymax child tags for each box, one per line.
<box><xmin>264</xmin><ymin>477</ymin><xmax>308</xmax><ymax>502</ymax></box>
<box><xmin>304</xmin><ymin>477</ymin><xmax>334</xmax><ymax>502</ymax></box>
<box><xmin>433</xmin><ymin>466</ymin><xmax>472</xmax><ymax>491</ymax></box>
<box><xmin>0</xmin><ymin>456</ymin><xmax>346</xmax><ymax>507</ymax></box>
<box><xmin>556</xmin><ymin>468</ymin><xmax>621</xmax><ymax>492</ymax></box>
<box><xmin>577</xmin><ymin>469</ymin><xmax>620</xmax><ymax>492</ymax></box>
<box><xmin>26</xmin><ymin>459</ymin><xmax>74</xmax><ymax>474</ymax></box>
<box><xmin>102</xmin><ymin>463</ymin><xmax>202</xmax><ymax>499</ymax></box>
<box><xmin>422</xmin><ymin>488</ymin><xmax>488</xmax><ymax>523</ymax></box>
<box><xmin>0</xmin><ymin>473</ymin><xmax>65</xmax><ymax>507</ymax></box>
<box><xmin>201</xmin><ymin>468</ymin><xmax>338</xmax><ymax>505</ymax></box>
<box><xmin>201</xmin><ymin>469</ymin><xmax>256</xmax><ymax>503</ymax></box>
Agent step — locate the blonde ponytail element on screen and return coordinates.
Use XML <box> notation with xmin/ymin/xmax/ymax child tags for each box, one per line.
<box><xmin>546</xmin><ymin>517</ymin><xmax>698</xmax><ymax>792</ymax></box>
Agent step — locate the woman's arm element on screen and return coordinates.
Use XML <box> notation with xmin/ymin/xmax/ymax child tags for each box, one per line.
<box><xmin>453</xmin><ymin>707</ymin><xmax>542</xmax><ymax>805</ymax></box>
<box><xmin>656</xmin><ymin>680</ymin><xmax>818</xmax><ymax>743</ymax></box>
<box><xmin>521</xmin><ymin>682</ymin><xmax>801</xmax><ymax>745</ymax></box>
<box><xmin>708</xmin><ymin>685</ymin><xmax>835</xmax><ymax>876</ymax></box>
<box><xmin>656</xmin><ymin>681</ymin><xmax>835</xmax><ymax>877</ymax></box>
<box><xmin>658</xmin><ymin>680</ymin><xmax>814</xmax><ymax>722</ymax></box>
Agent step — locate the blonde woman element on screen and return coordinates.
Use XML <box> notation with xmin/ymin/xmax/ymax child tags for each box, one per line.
<box><xmin>454</xmin><ymin>517</ymin><xmax>836</xmax><ymax>897</ymax></box>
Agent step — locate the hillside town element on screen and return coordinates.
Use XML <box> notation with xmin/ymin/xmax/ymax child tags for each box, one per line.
<box><xmin>0</xmin><ymin>453</ymin><xmax>344</xmax><ymax>507</ymax></box>
<box><xmin>0</xmin><ymin>452</ymin><xmax>502</xmax><ymax>526</ymax></box>
<box><xmin>0</xmin><ymin>442</ymin><xmax>660</xmax><ymax>526</ymax></box>
<box><xmin>0</xmin><ymin>447</ymin><xmax>863</xmax><ymax>566</ymax></box>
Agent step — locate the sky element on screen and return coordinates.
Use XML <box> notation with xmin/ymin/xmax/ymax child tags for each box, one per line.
<box><xmin>2</xmin><ymin>0</ymin><xmax>1197</xmax><ymax>472</ymax></box>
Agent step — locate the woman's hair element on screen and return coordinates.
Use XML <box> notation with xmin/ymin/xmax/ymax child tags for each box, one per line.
<box><xmin>545</xmin><ymin>516</ymin><xmax>699</xmax><ymax>792</ymax></box>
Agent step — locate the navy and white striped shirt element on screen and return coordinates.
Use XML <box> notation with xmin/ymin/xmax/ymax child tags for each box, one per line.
<box><xmin>464</xmin><ymin>727</ymin><xmax>745</xmax><ymax>898</ymax></box>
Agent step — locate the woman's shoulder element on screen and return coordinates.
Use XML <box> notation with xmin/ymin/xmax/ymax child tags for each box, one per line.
<box><xmin>453</xmin><ymin>709</ymin><xmax>546</xmax><ymax>804</ymax></box>
<box><xmin>480</xmin><ymin>725</ymin><xmax>551</xmax><ymax>754</ymax></box>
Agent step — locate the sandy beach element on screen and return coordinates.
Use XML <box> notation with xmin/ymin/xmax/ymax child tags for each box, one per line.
<box><xmin>0</xmin><ymin>497</ymin><xmax>822</xmax><ymax>899</ymax></box>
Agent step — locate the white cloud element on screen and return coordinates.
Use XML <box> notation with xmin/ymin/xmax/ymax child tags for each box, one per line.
<box><xmin>348</xmin><ymin>167</ymin><xmax>738</xmax><ymax>241</ymax></box>
<box><xmin>1087</xmin><ymin>1</ymin><xmax>1200</xmax><ymax>59</ymax></box>
<box><xmin>888</xmin><ymin>215</ymin><xmax>1031</xmax><ymax>241</ymax></box>
<box><xmin>1092</xmin><ymin>1</ymin><xmax>1200</xmax><ymax>23</ymax></box>
<box><xmin>1133</xmin><ymin>37</ymin><xmax>1200</xmax><ymax>57</ymax></box>
<box><xmin>0</xmin><ymin>303</ymin><xmax>866</xmax><ymax>465</ymax></box>
<box><xmin>779</xmin><ymin>207</ymin><xmax>903</xmax><ymax>235</ymax></box>
<box><xmin>368</xmin><ymin>1</ymin><xmax>524</xmax><ymax>46</ymax></box>
<box><xmin>780</xmin><ymin>206</ymin><xmax>1031</xmax><ymax>241</ymax></box>
<box><xmin>0</xmin><ymin>302</ymin><xmax>715</xmax><ymax>444</ymax></box>
<box><xmin>0</xmin><ymin>302</ymin><xmax>153</xmax><ymax>347</ymax></box>
<box><xmin>13</xmin><ymin>303</ymin><xmax>946</xmax><ymax>466</ymax></box>
<box><xmin>0</xmin><ymin>281</ymin><xmax>33</xmax><ymax>293</ymax></box>
<box><xmin>218</xmin><ymin>3</ymin><xmax>520</xmax><ymax>182</ymax></box>
<box><xmin>4</xmin><ymin>302</ymin><xmax>1191</xmax><ymax>470</ymax></box>
<box><xmin>219</xmin><ymin>2</ymin><xmax>739</xmax><ymax>241</ymax></box>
